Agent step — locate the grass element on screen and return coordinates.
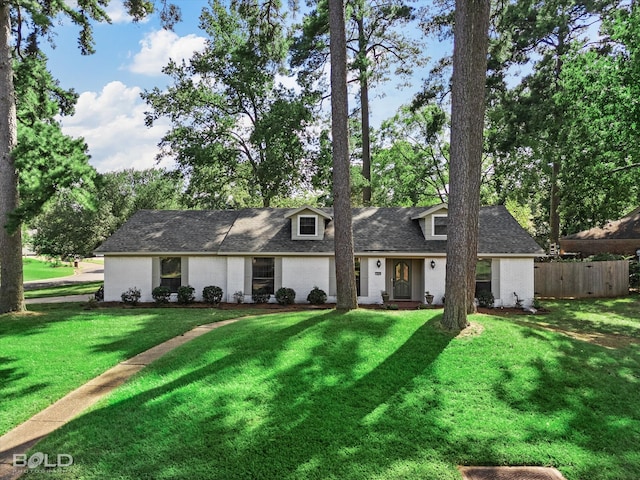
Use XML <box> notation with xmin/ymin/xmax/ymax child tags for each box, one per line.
<box><xmin>0</xmin><ymin>304</ymin><xmax>258</xmax><ymax>435</ymax></box>
<box><xmin>23</xmin><ymin>257</ymin><xmax>74</xmax><ymax>282</ymax></box>
<box><xmin>4</xmin><ymin>298</ymin><xmax>640</xmax><ymax>480</ymax></box>
<box><xmin>23</xmin><ymin>282</ymin><xmax>103</xmax><ymax>299</ymax></box>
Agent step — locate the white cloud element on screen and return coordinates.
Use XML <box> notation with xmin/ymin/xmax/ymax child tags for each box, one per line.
<box><xmin>60</xmin><ymin>81</ymin><xmax>174</xmax><ymax>173</ymax></box>
<box><xmin>105</xmin><ymin>0</ymin><xmax>135</xmax><ymax>23</ymax></box>
<box><xmin>128</xmin><ymin>29</ymin><xmax>207</xmax><ymax>76</ymax></box>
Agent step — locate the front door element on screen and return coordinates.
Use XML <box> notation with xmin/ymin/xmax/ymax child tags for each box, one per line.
<box><xmin>393</xmin><ymin>260</ymin><xmax>411</xmax><ymax>299</ymax></box>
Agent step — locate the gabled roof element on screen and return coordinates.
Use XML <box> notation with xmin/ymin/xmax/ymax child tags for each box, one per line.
<box><xmin>410</xmin><ymin>203</ymin><xmax>448</xmax><ymax>219</ymax></box>
<box><xmin>96</xmin><ymin>205</ymin><xmax>544</xmax><ymax>255</ymax></box>
<box><xmin>94</xmin><ymin>210</ymin><xmax>240</xmax><ymax>253</ymax></box>
<box><xmin>284</xmin><ymin>206</ymin><xmax>333</xmax><ymax>220</ymax></box>
<box><xmin>562</xmin><ymin>208</ymin><xmax>640</xmax><ymax>240</ymax></box>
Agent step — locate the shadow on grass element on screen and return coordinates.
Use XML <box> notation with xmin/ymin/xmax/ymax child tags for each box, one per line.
<box><xmin>31</xmin><ymin>310</ymin><xmax>473</xmax><ymax>479</ymax></box>
<box><xmin>0</xmin><ymin>356</ymin><xmax>50</xmax><ymax>403</ymax></box>
<box><xmin>539</xmin><ymin>295</ymin><xmax>640</xmax><ymax>338</ymax></box>
<box><xmin>26</xmin><ymin>308</ymin><xmax>640</xmax><ymax>479</ymax></box>
<box><xmin>494</xmin><ymin>319</ymin><xmax>640</xmax><ymax>480</ymax></box>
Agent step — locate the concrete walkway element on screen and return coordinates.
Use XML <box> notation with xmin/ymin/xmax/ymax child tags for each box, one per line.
<box><xmin>24</xmin><ymin>261</ymin><xmax>104</xmax><ymax>305</ymax></box>
<box><xmin>0</xmin><ymin>318</ymin><xmax>241</xmax><ymax>480</ymax></box>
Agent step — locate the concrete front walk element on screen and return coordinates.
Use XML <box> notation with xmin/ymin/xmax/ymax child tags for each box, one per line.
<box><xmin>0</xmin><ymin>318</ymin><xmax>241</xmax><ymax>480</ymax></box>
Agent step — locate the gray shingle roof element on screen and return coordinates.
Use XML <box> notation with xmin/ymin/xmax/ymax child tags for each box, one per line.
<box><xmin>95</xmin><ymin>205</ymin><xmax>544</xmax><ymax>255</ymax></box>
<box><xmin>562</xmin><ymin>208</ymin><xmax>640</xmax><ymax>240</ymax></box>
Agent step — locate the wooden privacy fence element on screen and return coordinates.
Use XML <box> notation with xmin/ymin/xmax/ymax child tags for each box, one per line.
<box><xmin>534</xmin><ymin>260</ymin><xmax>629</xmax><ymax>298</ymax></box>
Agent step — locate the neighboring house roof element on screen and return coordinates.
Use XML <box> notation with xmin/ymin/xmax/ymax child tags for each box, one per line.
<box><xmin>562</xmin><ymin>208</ymin><xmax>640</xmax><ymax>241</ymax></box>
<box><xmin>95</xmin><ymin>205</ymin><xmax>544</xmax><ymax>255</ymax></box>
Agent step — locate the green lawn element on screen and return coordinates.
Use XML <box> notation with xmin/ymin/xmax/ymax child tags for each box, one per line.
<box><xmin>0</xmin><ymin>305</ymin><xmax>257</xmax><ymax>435</ymax></box>
<box><xmin>23</xmin><ymin>257</ymin><xmax>74</xmax><ymax>281</ymax></box>
<box><xmin>4</xmin><ymin>298</ymin><xmax>639</xmax><ymax>480</ymax></box>
<box><xmin>23</xmin><ymin>281</ymin><xmax>103</xmax><ymax>299</ymax></box>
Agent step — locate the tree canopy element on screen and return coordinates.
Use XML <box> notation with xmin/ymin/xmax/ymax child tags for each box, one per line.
<box><xmin>143</xmin><ymin>0</ymin><xmax>314</xmax><ymax>208</ymax></box>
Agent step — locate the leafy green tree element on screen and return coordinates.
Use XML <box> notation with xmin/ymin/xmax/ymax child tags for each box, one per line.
<box><xmin>30</xmin><ymin>190</ymin><xmax>115</xmax><ymax>260</ymax></box>
<box><xmin>551</xmin><ymin>7</ymin><xmax>640</xmax><ymax>233</ymax></box>
<box><xmin>292</xmin><ymin>0</ymin><xmax>426</xmax><ymax>205</ymax></box>
<box><xmin>96</xmin><ymin>168</ymin><xmax>184</xmax><ymax>229</ymax></box>
<box><xmin>13</xmin><ymin>54</ymin><xmax>95</xmax><ymax>232</ymax></box>
<box><xmin>371</xmin><ymin>104</ymin><xmax>449</xmax><ymax>206</ymax></box>
<box><xmin>486</xmin><ymin>0</ymin><xmax>621</xmax><ymax>246</ymax></box>
<box><xmin>0</xmin><ymin>0</ymin><xmax>177</xmax><ymax>313</ymax></box>
<box><xmin>143</xmin><ymin>0</ymin><xmax>313</xmax><ymax>209</ymax></box>
<box><xmin>30</xmin><ymin>168</ymin><xmax>184</xmax><ymax>260</ymax></box>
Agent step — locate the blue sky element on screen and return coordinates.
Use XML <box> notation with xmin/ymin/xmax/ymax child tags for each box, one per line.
<box><xmin>41</xmin><ymin>0</ymin><xmax>443</xmax><ymax>173</ymax></box>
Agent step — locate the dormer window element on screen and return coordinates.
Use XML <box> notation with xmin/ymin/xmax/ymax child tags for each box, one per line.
<box><xmin>298</xmin><ymin>215</ymin><xmax>317</xmax><ymax>236</ymax></box>
<box><xmin>285</xmin><ymin>206</ymin><xmax>332</xmax><ymax>240</ymax></box>
<box><xmin>432</xmin><ymin>215</ymin><xmax>448</xmax><ymax>236</ymax></box>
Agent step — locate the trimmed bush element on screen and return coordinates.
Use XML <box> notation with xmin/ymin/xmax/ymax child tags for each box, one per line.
<box><xmin>252</xmin><ymin>288</ymin><xmax>271</xmax><ymax>304</ymax></box>
<box><xmin>307</xmin><ymin>286</ymin><xmax>327</xmax><ymax>305</ymax></box>
<box><xmin>177</xmin><ymin>285</ymin><xmax>195</xmax><ymax>305</ymax></box>
<box><xmin>152</xmin><ymin>286</ymin><xmax>172</xmax><ymax>304</ymax></box>
<box><xmin>121</xmin><ymin>287</ymin><xmax>141</xmax><ymax>306</ymax></box>
<box><xmin>477</xmin><ymin>290</ymin><xmax>495</xmax><ymax>308</ymax></box>
<box><xmin>275</xmin><ymin>287</ymin><xmax>296</xmax><ymax>305</ymax></box>
<box><xmin>203</xmin><ymin>285</ymin><xmax>224</xmax><ymax>305</ymax></box>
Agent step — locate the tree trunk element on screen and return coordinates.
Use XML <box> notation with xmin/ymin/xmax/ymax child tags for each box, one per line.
<box><xmin>549</xmin><ymin>158</ymin><xmax>560</xmax><ymax>247</ymax></box>
<box><xmin>357</xmin><ymin>16</ymin><xmax>371</xmax><ymax>206</ymax></box>
<box><xmin>0</xmin><ymin>3</ymin><xmax>25</xmax><ymax>314</ymax></box>
<box><xmin>329</xmin><ymin>0</ymin><xmax>358</xmax><ymax>311</ymax></box>
<box><xmin>441</xmin><ymin>0</ymin><xmax>490</xmax><ymax>331</ymax></box>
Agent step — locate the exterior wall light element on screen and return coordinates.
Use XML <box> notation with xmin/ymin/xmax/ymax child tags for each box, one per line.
<box><xmin>376</xmin><ymin>259</ymin><xmax>382</xmax><ymax>268</ymax></box>
<box><xmin>430</xmin><ymin>260</ymin><xmax>436</xmax><ymax>269</ymax></box>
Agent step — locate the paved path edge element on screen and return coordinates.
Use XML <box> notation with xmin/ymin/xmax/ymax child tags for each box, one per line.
<box><xmin>0</xmin><ymin>318</ymin><xmax>241</xmax><ymax>480</ymax></box>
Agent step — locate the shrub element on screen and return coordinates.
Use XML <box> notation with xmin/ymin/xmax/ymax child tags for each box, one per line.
<box><xmin>233</xmin><ymin>291</ymin><xmax>244</xmax><ymax>303</ymax></box>
<box><xmin>152</xmin><ymin>286</ymin><xmax>172</xmax><ymax>305</ymax></box>
<box><xmin>203</xmin><ymin>285</ymin><xmax>224</xmax><ymax>305</ymax></box>
<box><xmin>275</xmin><ymin>287</ymin><xmax>296</xmax><ymax>305</ymax></box>
<box><xmin>307</xmin><ymin>286</ymin><xmax>327</xmax><ymax>305</ymax></box>
<box><xmin>177</xmin><ymin>285</ymin><xmax>195</xmax><ymax>304</ymax></box>
<box><xmin>630</xmin><ymin>261</ymin><xmax>640</xmax><ymax>289</ymax></box>
<box><xmin>477</xmin><ymin>290</ymin><xmax>494</xmax><ymax>308</ymax></box>
<box><xmin>121</xmin><ymin>287</ymin><xmax>141</xmax><ymax>306</ymax></box>
<box><xmin>94</xmin><ymin>284</ymin><xmax>104</xmax><ymax>301</ymax></box>
<box><xmin>252</xmin><ymin>288</ymin><xmax>271</xmax><ymax>304</ymax></box>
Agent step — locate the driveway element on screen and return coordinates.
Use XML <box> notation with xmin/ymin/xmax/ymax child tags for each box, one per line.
<box><xmin>24</xmin><ymin>261</ymin><xmax>104</xmax><ymax>304</ymax></box>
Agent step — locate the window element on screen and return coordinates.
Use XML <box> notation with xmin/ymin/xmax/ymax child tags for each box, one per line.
<box><xmin>475</xmin><ymin>259</ymin><xmax>492</xmax><ymax>296</ymax></box>
<box><xmin>160</xmin><ymin>257</ymin><xmax>181</xmax><ymax>293</ymax></box>
<box><xmin>252</xmin><ymin>257</ymin><xmax>275</xmax><ymax>295</ymax></box>
<box><xmin>432</xmin><ymin>215</ymin><xmax>448</xmax><ymax>236</ymax></box>
<box><xmin>299</xmin><ymin>215</ymin><xmax>317</xmax><ymax>236</ymax></box>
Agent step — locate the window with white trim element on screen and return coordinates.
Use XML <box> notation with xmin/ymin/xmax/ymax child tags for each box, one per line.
<box><xmin>298</xmin><ymin>215</ymin><xmax>317</xmax><ymax>236</ymax></box>
<box><xmin>432</xmin><ymin>215</ymin><xmax>448</xmax><ymax>236</ymax></box>
<box><xmin>252</xmin><ymin>257</ymin><xmax>275</xmax><ymax>295</ymax></box>
<box><xmin>160</xmin><ymin>257</ymin><xmax>181</xmax><ymax>293</ymax></box>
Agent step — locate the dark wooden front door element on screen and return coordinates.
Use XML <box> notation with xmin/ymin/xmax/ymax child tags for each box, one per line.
<box><xmin>393</xmin><ymin>260</ymin><xmax>411</xmax><ymax>299</ymax></box>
